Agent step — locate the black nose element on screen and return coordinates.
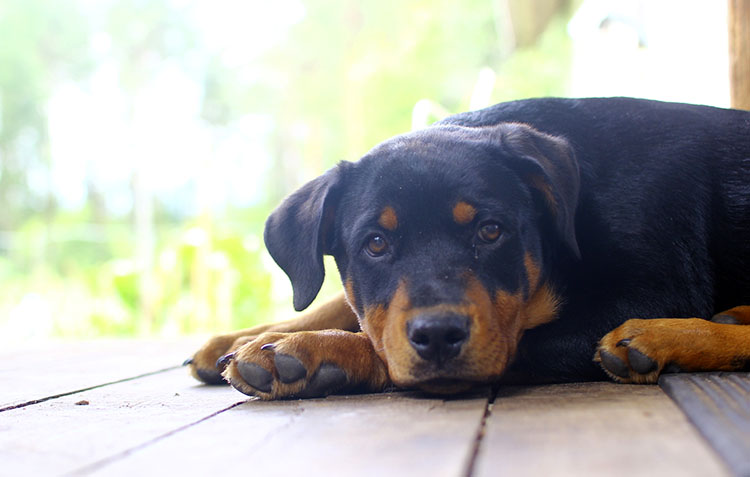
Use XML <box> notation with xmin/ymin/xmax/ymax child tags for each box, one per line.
<box><xmin>407</xmin><ymin>313</ymin><xmax>470</xmax><ymax>365</ymax></box>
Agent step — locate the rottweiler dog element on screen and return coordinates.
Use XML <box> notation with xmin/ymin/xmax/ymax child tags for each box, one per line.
<box><xmin>186</xmin><ymin>97</ymin><xmax>750</xmax><ymax>399</ymax></box>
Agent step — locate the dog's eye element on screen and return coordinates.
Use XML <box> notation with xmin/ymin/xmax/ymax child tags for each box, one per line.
<box><xmin>365</xmin><ymin>234</ymin><xmax>389</xmax><ymax>257</ymax></box>
<box><xmin>477</xmin><ymin>222</ymin><xmax>502</xmax><ymax>243</ymax></box>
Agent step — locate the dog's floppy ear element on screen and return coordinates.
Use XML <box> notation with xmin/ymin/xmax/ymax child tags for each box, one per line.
<box><xmin>495</xmin><ymin>123</ymin><xmax>581</xmax><ymax>259</ymax></box>
<box><xmin>264</xmin><ymin>164</ymin><xmax>348</xmax><ymax>311</ymax></box>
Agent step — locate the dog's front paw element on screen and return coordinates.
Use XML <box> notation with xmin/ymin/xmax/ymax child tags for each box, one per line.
<box><xmin>595</xmin><ymin>318</ymin><xmax>714</xmax><ymax>384</ymax></box>
<box><xmin>222</xmin><ymin>331</ymin><xmax>390</xmax><ymax>400</ymax></box>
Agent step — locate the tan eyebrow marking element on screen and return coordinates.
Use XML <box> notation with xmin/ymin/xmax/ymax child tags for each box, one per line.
<box><xmin>452</xmin><ymin>201</ymin><xmax>477</xmax><ymax>225</ymax></box>
<box><xmin>378</xmin><ymin>206</ymin><xmax>398</xmax><ymax>231</ymax></box>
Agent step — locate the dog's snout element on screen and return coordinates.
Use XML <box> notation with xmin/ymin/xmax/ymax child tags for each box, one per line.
<box><xmin>406</xmin><ymin>313</ymin><xmax>470</xmax><ymax>365</ymax></box>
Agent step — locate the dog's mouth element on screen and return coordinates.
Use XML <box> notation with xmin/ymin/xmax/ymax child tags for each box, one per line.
<box><xmin>393</xmin><ymin>359</ymin><xmax>501</xmax><ymax>394</ymax></box>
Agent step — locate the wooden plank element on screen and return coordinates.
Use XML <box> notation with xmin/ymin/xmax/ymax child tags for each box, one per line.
<box><xmin>0</xmin><ymin>338</ymin><xmax>203</xmax><ymax>409</ymax></box>
<box><xmin>729</xmin><ymin>0</ymin><xmax>750</xmax><ymax>109</ymax></box>
<box><xmin>0</xmin><ymin>367</ymin><xmax>242</xmax><ymax>476</ymax></box>
<box><xmin>474</xmin><ymin>382</ymin><xmax>728</xmax><ymax>477</ymax></box>
<box><xmin>78</xmin><ymin>390</ymin><xmax>491</xmax><ymax>477</ymax></box>
<box><xmin>660</xmin><ymin>373</ymin><xmax>750</xmax><ymax>477</ymax></box>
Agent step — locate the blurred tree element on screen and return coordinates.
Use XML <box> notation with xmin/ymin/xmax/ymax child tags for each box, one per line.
<box><xmin>232</xmin><ymin>0</ymin><xmax>571</xmax><ymax>202</ymax></box>
<box><xmin>103</xmin><ymin>0</ymin><xmax>196</xmax><ymax>329</ymax></box>
<box><xmin>0</xmin><ymin>0</ymin><xmax>91</xmax><ymax>231</ymax></box>
<box><xmin>0</xmin><ymin>0</ymin><xmax>575</xmax><ymax>339</ymax></box>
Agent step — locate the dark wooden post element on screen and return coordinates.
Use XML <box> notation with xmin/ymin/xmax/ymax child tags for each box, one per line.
<box><xmin>729</xmin><ymin>0</ymin><xmax>750</xmax><ymax>109</ymax></box>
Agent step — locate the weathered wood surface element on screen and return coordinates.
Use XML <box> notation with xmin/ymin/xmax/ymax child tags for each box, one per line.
<box><xmin>83</xmin><ymin>390</ymin><xmax>491</xmax><ymax>477</ymax></box>
<box><xmin>0</xmin><ymin>340</ymin><xmax>742</xmax><ymax>477</ymax></box>
<box><xmin>475</xmin><ymin>382</ymin><xmax>728</xmax><ymax>477</ymax></box>
<box><xmin>0</xmin><ymin>367</ymin><xmax>242</xmax><ymax>476</ymax></box>
<box><xmin>0</xmin><ymin>338</ymin><xmax>202</xmax><ymax>410</ymax></box>
<box><xmin>660</xmin><ymin>373</ymin><xmax>750</xmax><ymax>477</ymax></box>
<box><xmin>729</xmin><ymin>0</ymin><xmax>750</xmax><ymax>109</ymax></box>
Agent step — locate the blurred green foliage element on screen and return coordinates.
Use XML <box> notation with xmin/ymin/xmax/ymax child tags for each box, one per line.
<box><xmin>0</xmin><ymin>0</ymin><xmax>574</xmax><ymax>339</ymax></box>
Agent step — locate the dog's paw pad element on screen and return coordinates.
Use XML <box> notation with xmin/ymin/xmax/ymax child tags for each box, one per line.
<box><xmin>274</xmin><ymin>353</ymin><xmax>307</xmax><ymax>384</ymax></box>
<box><xmin>298</xmin><ymin>364</ymin><xmax>347</xmax><ymax>398</ymax></box>
<box><xmin>237</xmin><ymin>362</ymin><xmax>274</xmax><ymax>393</ymax></box>
<box><xmin>711</xmin><ymin>313</ymin><xmax>739</xmax><ymax>325</ymax></box>
<box><xmin>195</xmin><ymin>367</ymin><xmax>225</xmax><ymax>385</ymax></box>
<box><xmin>627</xmin><ymin>348</ymin><xmax>657</xmax><ymax>374</ymax></box>
<box><xmin>599</xmin><ymin>350</ymin><xmax>630</xmax><ymax>378</ymax></box>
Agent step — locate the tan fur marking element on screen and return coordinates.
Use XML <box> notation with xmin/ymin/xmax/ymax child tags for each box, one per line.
<box><xmin>492</xmin><ymin>290</ymin><xmax>522</xmax><ymax>325</ymax></box>
<box><xmin>452</xmin><ymin>201</ymin><xmax>477</xmax><ymax>225</ymax></box>
<box><xmin>378</xmin><ymin>206</ymin><xmax>398</xmax><ymax>231</ymax></box>
<box><xmin>344</xmin><ymin>279</ymin><xmax>358</xmax><ymax>313</ymax></box>
<box><xmin>520</xmin><ymin>253</ymin><xmax>559</xmax><ymax>329</ymax></box>
<box><xmin>523</xmin><ymin>253</ymin><xmax>541</xmax><ymax>292</ymax></box>
<box><xmin>522</xmin><ymin>284</ymin><xmax>561</xmax><ymax>330</ymax></box>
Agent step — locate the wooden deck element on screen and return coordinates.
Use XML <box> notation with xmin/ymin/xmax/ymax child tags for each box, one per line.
<box><xmin>1</xmin><ymin>340</ymin><xmax>748</xmax><ymax>476</ymax></box>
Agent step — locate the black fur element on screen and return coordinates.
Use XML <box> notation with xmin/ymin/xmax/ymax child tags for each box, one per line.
<box><xmin>264</xmin><ymin>97</ymin><xmax>750</xmax><ymax>383</ymax></box>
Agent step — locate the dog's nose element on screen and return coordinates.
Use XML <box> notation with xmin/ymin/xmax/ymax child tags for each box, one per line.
<box><xmin>407</xmin><ymin>313</ymin><xmax>470</xmax><ymax>365</ymax></box>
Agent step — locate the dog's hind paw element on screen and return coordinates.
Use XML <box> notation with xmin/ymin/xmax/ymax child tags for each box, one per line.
<box><xmin>222</xmin><ymin>331</ymin><xmax>390</xmax><ymax>400</ymax></box>
<box><xmin>595</xmin><ymin>317</ymin><xmax>750</xmax><ymax>384</ymax></box>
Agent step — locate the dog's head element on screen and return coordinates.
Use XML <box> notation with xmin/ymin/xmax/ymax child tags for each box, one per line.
<box><xmin>264</xmin><ymin>122</ymin><xmax>580</xmax><ymax>392</ymax></box>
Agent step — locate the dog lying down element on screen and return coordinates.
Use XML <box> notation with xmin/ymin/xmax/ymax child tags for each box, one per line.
<box><xmin>185</xmin><ymin>97</ymin><xmax>750</xmax><ymax>400</ymax></box>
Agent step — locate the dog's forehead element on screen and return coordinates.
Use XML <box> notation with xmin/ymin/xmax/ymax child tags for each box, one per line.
<box><xmin>341</xmin><ymin>128</ymin><xmax>526</xmax><ymax>232</ymax></box>
<box><xmin>355</xmin><ymin>130</ymin><xmax>492</xmax><ymax>197</ymax></box>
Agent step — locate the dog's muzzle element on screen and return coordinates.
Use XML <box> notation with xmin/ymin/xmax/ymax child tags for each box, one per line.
<box><xmin>406</xmin><ymin>312</ymin><xmax>470</xmax><ymax>367</ymax></box>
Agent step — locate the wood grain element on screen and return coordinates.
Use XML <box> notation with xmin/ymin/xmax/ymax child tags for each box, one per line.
<box><xmin>0</xmin><ymin>367</ymin><xmax>241</xmax><ymax>476</ymax></box>
<box><xmin>1</xmin><ymin>340</ymin><xmax>738</xmax><ymax>477</ymax></box>
<box><xmin>80</xmin><ymin>390</ymin><xmax>491</xmax><ymax>477</ymax></box>
<box><xmin>729</xmin><ymin>0</ymin><xmax>750</xmax><ymax>109</ymax></box>
<box><xmin>474</xmin><ymin>382</ymin><xmax>728</xmax><ymax>477</ymax></box>
<box><xmin>0</xmin><ymin>338</ymin><xmax>204</xmax><ymax>409</ymax></box>
<box><xmin>660</xmin><ymin>373</ymin><xmax>750</xmax><ymax>477</ymax></box>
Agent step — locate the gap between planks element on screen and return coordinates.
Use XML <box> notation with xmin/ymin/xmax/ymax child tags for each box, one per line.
<box><xmin>462</xmin><ymin>387</ymin><xmax>497</xmax><ymax>477</ymax></box>
<box><xmin>659</xmin><ymin>373</ymin><xmax>750</xmax><ymax>477</ymax></box>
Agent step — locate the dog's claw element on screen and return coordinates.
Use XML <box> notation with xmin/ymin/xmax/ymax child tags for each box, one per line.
<box><xmin>274</xmin><ymin>354</ymin><xmax>307</xmax><ymax>383</ymax></box>
<box><xmin>627</xmin><ymin>348</ymin><xmax>657</xmax><ymax>374</ymax></box>
<box><xmin>216</xmin><ymin>352</ymin><xmax>235</xmax><ymax>368</ymax></box>
<box><xmin>599</xmin><ymin>350</ymin><xmax>630</xmax><ymax>378</ymax></box>
<box><xmin>237</xmin><ymin>362</ymin><xmax>274</xmax><ymax>393</ymax></box>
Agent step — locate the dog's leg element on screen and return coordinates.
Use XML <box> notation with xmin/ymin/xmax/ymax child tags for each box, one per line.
<box><xmin>595</xmin><ymin>307</ymin><xmax>750</xmax><ymax>383</ymax></box>
<box><xmin>222</xmin><ymin>330</ymin><xmax>390</xmax><ymax>400</ymax></box>
<box><xmin>186</xmin><ymin>292</ymin><xmax>359</xmax><ymax>384</ymax></box>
